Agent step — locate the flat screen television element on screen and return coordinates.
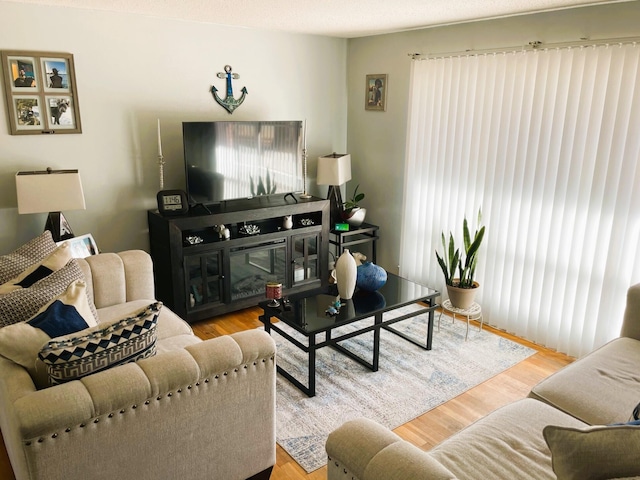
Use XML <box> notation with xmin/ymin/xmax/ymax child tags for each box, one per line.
<box><xmin>183</xmin><ymin>120</ymin><xmax>303</xmax><ymax>205</ymax></box>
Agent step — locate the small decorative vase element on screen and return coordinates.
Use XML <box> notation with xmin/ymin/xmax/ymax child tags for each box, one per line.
<box><xmin>335</xmin><ymin>249</ymin><xmax>357</xmax><ymax>300</ymax></box>
<box><xmin>356</xmin><ymin>262</ymin><xmax>387</xmax><ymax>291</ymax></box>
<box><xmin>343</xmin><ymin>207</ymin><xmax>366</xmax><ymax>227</ymax></box>
<box><xmin>283</xmin><ymin>215</ymin><xmax>293</xmax><ymax>230</ymax></box>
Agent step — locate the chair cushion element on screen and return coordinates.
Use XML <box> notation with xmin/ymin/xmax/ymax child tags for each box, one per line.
<box><xmin>96</xmin><ymin>299</ymin><xmax>193</xmax><ymax>341</ymax></box>
<box><xmin>429</xmin><ymin>398</ymin><xmax>587</xmax><ymax>479</ymax></box>
<box><xmin>529</xmin><ymin>337</ymin><xmax>640</xmax><ymax>425</ymax></box>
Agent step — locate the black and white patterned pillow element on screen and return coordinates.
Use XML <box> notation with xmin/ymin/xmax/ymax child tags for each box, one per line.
<box><xmin>0</xmin><ymin>231</ymin><xmax>57</xmax><ymax>284</ymax></box>
<box><xmin>0</xmin><ymin>259</ymin><xmax>98</xmax><ymax>328</ymax></box>
<box><xmin>0</xmin><ymin>242</ymin><xmax>72</xmax><ymax>294</ymax></box>
<box><xmin>38</xmin><ymin>302</ymin><xmax>161</xmax><ymax>386</ymax></box>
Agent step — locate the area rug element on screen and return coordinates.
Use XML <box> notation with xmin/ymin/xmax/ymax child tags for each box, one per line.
<box><xmin>269</xmin><ymin>304</ymin><xmax>536</xmax><ymax>473</ymax></box>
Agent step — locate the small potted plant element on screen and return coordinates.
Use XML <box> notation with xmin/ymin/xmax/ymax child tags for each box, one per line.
<box><xmin>435</xmin><ymin>210</ymin><xmax>485</xmax><ymax>309</ymax></box>
<box><xmin>341</xmin><ymin>184</ymin><xmax>366</xmax><ymax>226</ymax></box>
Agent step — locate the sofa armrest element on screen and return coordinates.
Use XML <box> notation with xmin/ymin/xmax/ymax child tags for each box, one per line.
<box><xmin>6</xmin><ymin>329</ymin><xmax>276</xmax><ymax>480</ymax></box>
<box><xmin>12</xmin><ymin>329</ymin><xmax>274</xmax><ymax>438</ymax></box>
<box><xmin>621</xmin><ymin>282</ymin><xmax>640</xmax><ymax>340</ymax></box>
<box><xmin>77</xmin><ymin>250</ymin><xmax>155</xmax><ymax>309</ymax></box>
<box><xmin>326</xmin><ymin>418</ymin><xmax>456</xmax><ymax>480</ymax></box>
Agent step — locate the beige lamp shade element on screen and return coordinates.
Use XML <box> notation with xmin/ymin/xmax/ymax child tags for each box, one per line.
<box><xmin>317</xmin><ymin>153</ymin><xmax>351</xmax><ymax>186</ymax></box>
<box><xmin>16</xmin><ymin>169</ymin><xmax>86</xmax><ymax>214</ymax></box>
<box><xmin>16</xmin><ymin>169</ymin><xmax>86</xmax><ymax>242</ymax></box>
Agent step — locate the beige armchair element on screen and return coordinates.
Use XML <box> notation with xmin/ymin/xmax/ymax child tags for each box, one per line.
<box><xmin>0</xmin><ymin>250</ymin><xmax>276</xmax><ymax>480</ymax></box>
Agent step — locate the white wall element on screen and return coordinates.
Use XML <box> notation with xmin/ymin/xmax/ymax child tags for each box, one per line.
<box><xmin>347</xmin><ymin>1</ymin><xmax>640</xmax><ymax>274</ymax></box>
<box><xmin>3</xmin><ymin>1</ymin><xmax>640</xmax><ymax>269</ymax></box>
<box><xmin>0</xmin><ymin>1</ymin><xmax>347</xmax><ymax>253</ymax></box>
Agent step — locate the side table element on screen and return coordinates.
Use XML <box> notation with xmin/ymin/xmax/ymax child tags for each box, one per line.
<box><xmin>438</xmin><ymin>299</ymin><xmax>483</xmax><ymax>341</ymax></box>
<box><xmin>329</xmin><ymin>222</ymin><xmax>379</xmax><ymax>263</ymax></box>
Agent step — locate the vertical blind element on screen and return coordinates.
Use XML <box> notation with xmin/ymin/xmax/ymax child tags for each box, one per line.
<box><xmin>400</xmin><ymin>42</ymin><xmax>640</xmax><ymax>358</ymax></box>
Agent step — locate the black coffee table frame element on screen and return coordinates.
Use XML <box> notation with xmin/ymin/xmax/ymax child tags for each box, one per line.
<box><xmin>259</xmin><ymin>274</ymin><xmax>439</xmax><ymax>397</ymax></box>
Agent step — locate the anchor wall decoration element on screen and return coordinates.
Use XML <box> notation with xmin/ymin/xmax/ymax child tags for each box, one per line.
<box><xmin>211</xmin><ymin>65</ymin><xmax>248</xmax><ymax>114</ymax></box>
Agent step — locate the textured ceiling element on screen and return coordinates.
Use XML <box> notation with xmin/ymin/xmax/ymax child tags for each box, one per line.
<box><xmin>4</xmin><ymin>0</ymin><xmax>631</xmax><ymax>37</ymax></box>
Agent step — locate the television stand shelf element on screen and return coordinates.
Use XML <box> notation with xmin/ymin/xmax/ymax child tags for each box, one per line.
<box><xmin>147</xmin><ymin>194</ymin><xmax>330</xmax><ymax>323</ymax></box>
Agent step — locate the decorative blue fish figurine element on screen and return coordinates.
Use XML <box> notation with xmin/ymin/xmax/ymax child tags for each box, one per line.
<box><xmin>325</xmin><ymin>297</ymin><xmax>344</xmax><ymax>316</ymax></box>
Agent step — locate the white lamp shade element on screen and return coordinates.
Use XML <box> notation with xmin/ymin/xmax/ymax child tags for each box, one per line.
<box><xmin>16</xmin><ymin>170</ymin><xmax>86</xmax><ymax>214</ymax></box>
<box><xmin>317</xmin><ymin>153</ymin><xmax>351</xmax><ymax>186</ymax></box>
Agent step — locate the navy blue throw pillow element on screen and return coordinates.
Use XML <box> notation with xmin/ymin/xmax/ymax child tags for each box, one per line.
<box><xmin>27</xmin><ymin>300</ymin><xmax>90</xmax><ymax>337</ymax></box>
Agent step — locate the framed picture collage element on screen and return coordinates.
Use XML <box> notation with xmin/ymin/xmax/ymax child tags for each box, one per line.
<box><xmin>1</xmin><ymin>50</ymin><xmax>82</xmax><ymax>135</ymax></box>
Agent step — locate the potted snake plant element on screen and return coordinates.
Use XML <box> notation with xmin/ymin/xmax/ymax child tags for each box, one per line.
<box><xmin>435</xmin><ymin>210</ymin><xmax>485</xmax><ymax>309</ymax></box>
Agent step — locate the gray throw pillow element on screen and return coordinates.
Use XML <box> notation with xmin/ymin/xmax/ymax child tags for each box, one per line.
<box><xmin>543</xmin><ymin>424</ymin><xmax>640</xmax><ymax>480</ymax></box>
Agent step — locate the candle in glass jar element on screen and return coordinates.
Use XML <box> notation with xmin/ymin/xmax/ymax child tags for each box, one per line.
<box><xmin>266</xmin><ymin>282</ymin><xmax>282</xmax><ymax>300</ymax></box>
<box><xmin>265</xmin><ymin>282</ymin><xmax>282</xmax><ymax>307</ymax></box>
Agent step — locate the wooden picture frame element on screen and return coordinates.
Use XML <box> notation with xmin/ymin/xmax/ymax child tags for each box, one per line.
<box><xmin>365</xmin><ymin>74</ymin><xmax>387</xmax><ymax>111</ymax></box>
<box><xmin>1</xmin><ymin>50</ymin><xmax>82</xmax><ymax>135</ymax></box>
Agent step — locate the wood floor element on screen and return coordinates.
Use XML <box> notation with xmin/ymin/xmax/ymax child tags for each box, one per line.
<box><xmin>0</xmin><ymin>307</ymin><xmax>574</xmax><ymax>480</ymax></box>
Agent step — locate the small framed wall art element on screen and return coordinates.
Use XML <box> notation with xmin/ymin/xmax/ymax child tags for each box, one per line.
<box><xmin>1</xmin><ymin>50</ymin><xmax>82</xmax><ymax>135</ymax></box>
<box><xmin>365</xmin><ymin>74</ymin><xmax>387</xmax><ymax>111</ymax></box>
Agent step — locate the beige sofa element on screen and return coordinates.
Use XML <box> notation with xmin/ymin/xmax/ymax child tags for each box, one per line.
<box><xmin>0</xmin><ymin>250</ymin><xmax>276</xmax><ymax>480</ymax></box>
<box><xmin>326</xmin><ymin>283</ymin><xmax>640</xmax><ymax>480</ymax></box>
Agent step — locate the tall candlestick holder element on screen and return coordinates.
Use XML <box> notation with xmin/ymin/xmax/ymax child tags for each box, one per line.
<box><xmin>300</xmin><ymin>148</ymin><xmax>312</xmax><ymax>199</ymax></box>
<box><xmin>158</xmin><ymin>154</ymin><xmax>165</xmax><ymax>190</ymax></box>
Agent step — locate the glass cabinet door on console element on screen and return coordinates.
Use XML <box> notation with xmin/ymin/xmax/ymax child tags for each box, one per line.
<box><xmin>292</xmin><ymin>233</ymin><xmax>320</xmax><ymax>286</ymax></box>
<box><xmin>184</xmin><ymin>252</ymin><xmax>223</xmax><ymax>311</ymax></box>
<box><xmin>229</xmin><ymin>240</ymin><xmax>287</xmax><ymax>302</ymax></box>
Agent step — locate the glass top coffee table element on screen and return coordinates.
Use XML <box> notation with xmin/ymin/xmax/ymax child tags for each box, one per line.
<box><xmin>259</xmin><ymin>273</ymin><xmax>439</xmax><ymax>397</ymax></box>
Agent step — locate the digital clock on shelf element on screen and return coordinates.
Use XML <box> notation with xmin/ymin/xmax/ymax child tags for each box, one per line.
<box><xmin>157</xmin><ymin>189</ymin><xmax>188</xmax><ymax>216</ymax></box>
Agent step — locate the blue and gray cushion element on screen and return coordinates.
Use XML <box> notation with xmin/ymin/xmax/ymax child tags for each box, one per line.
<box><xmin>38</xmin><ymin>302</ymin><xmax>161</xmax><ymax>386</ymax></box>
<box><xmin>0</xmin><ymin>279</ymin><xmax>98</xmax><ymax>380</ymax></box>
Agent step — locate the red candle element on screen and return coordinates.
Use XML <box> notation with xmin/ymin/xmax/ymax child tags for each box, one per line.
<box><xmin>266</xmin><ymin>282</ymin><xmax>282</xmax><ymax>306</ymax></box>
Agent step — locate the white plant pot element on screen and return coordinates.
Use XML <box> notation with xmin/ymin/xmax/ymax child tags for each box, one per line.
<box><xmin>343</xmin><ymin>207</ymin><xmax>366</xmax><ymax>227</ymax></box>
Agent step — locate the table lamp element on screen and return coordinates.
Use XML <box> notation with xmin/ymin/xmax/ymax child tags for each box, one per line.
<box><xmin>317</xmin><ymin>153</ymin><xmax>351</xmax><ymax>225</ymax></box>
<box><xmin>15</xmin><ymin>168</ymin><xmax>86</xmax><ymax>242</ymax></box>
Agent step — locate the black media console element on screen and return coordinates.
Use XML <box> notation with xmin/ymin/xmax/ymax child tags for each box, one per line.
<box><xmin>148</xmin><ymin>195</ymin><xmax>329</xmax><ymax>323</ymax></box>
